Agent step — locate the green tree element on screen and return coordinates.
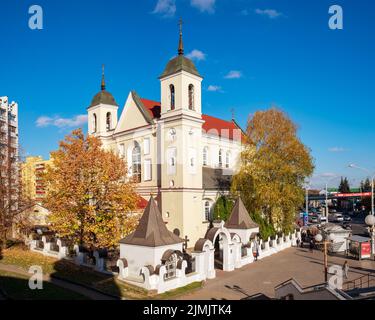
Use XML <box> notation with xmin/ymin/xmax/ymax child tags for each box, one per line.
<box><xmin>213</xmin><ymin>196</ymin><xmax>234</xmax><ymax>221</ymax></box>
<box><xmin>338</xmin><ymin>177</ymin><xmax>350</xmax><ymax>193</ymax></box>
<box><xmin>362</xmin><ymin>178</ymin><xmax>372</xmax><ymax>192</ymax></box>
<box><xmin>231</xmin><ymin>108</ymin><xmax>314</xmax><ymax>236</ymax></box>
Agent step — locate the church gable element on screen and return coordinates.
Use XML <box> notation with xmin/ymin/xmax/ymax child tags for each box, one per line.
<box><xmin>115</xmin><ymin>91</ymin><xmax>154</xmax><ymax>134</ymax></box>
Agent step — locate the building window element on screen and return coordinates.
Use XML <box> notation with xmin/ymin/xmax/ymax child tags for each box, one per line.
<box><xmin>203</xmin><ymin>147</ymin><xmax>208</xmax><ymax>166</ymax></box>
<box><xmin>92</xmin><ymin>114</ymin><xmax>97</xmax><ymax>133</ymax></box>
<box><xmin>188</xmin><ymin>148</ymin><xmax>197</xmax><ymax>174</ymax></box>
<box><xmin>218</xmin><ymin>149</ymin><xmax>223</xmax><ymax>168</ymax></box>
<box><xmin>170</xmin><ymin>85</ymin><xmax>175</xmax><ymax>110</ymax></box>
<box><xmin>188</xmin><ymin>84</ymin><xmax>194</xmax><ymax>110</ymax></box>
<box><xmin>167</xmin><ymin>148</ymin><xmax>177</xmax><ymax>175</ymax></box>
<box><xmin>119</xmin><ymin>144</ymin><xmax>125</xmax><ymax>158</ymax></box>
<box><xmin>144</xmin><ymin>138</ymin><xmax>150</xmax><ymax>155</ymax></box>
<box><xmin>132</xmin><ymin>142</ymin><xmax>141</xmax><ymax>183</ymax></box>
<box><xmin>144</xmin><ymin>159</ymin><xmax>152</xmax><ymax>181</ymax></box>
<box><xmin>106</xmin><ymin>112</ymin><xmax>112</xmax><ymax>131</ymax></box>
<box><xmin>204</xmin><ymin>201</ymin><xmax>211</xmax><ymax>221</ymax></box>
<box><xmin>226</xmin><ymin>151</ymin><xmax>231</xmax><ymax>169</ymax></box>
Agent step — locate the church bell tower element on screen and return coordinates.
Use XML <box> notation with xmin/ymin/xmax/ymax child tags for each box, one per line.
<box><xmin>159</xmin><ymin>20</ymin><xmax>206</xmax><ymax>245</ymax></box>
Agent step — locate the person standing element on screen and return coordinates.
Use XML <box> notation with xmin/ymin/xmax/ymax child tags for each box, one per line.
<box><xmin>309</xmin><ymin>239</ymin><xmax>314</xmax><ymax>253</ymax></box>
<box><xmin>252</xmin><ymin>240</ymin><xmax>259</xmax><ymax>262</ymax></box>
<box><xmin>343</xmin><ymin>261</ymin><xmax>349</xmax><ymax>280</ymax></box>
<box><xmin>296</xmin><ymin>237</ymin><xmax>301</xmax><ymax>248</ymax></box>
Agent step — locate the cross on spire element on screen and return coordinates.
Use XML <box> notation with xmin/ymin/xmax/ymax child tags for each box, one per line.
<box><xmin>231</xmin><ymin>108</ymin><xmax>236</xmax><ymax>121</ymax></box>
<box><xmin>101</xmin><ymin>64</ymin><xmax>106</xmax><ymax>91</ymax></box>
<box><xmin>178</xmin><ymin>18</ymin><xmax>184</xmax><ymax>56</ymax></box>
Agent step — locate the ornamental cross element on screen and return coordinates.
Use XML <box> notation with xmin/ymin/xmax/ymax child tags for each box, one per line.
<box><xmin>183</xmin><ymin>235</ymin><xmax>190</xmax><ymax>252</ymax></box>
<box><xmin>178</xmin><ymin>18</ymin><xmax>183</xmax><ymax>35</ymax></box>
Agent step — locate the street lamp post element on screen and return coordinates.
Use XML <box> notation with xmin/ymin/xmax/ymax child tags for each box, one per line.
<box><xmin>349</xmin><ymin>164</ymin><xmax>375</xmax><ymax>216</ymax></box>
<box><xmin>325</xmin><ymin>182</ymin><xmax>329</xmax><ymax>218</ymax></box>
<box><xmin>315</xmin><ymin>232</ymin><xmax>335</xmax><ymax>282</ymax></box>
<box><xmin>365</xmin><ymin>215</ymin><xmax>375</xmax><ymax>259</ymax></box>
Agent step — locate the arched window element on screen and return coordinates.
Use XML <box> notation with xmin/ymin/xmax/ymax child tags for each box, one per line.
<box><xmin>92</xmin><ymin>114</ymin><xmax>97</xmax><ymax>133</ymax></box>
<box><xmin>218</xmin><ymin>149</ymin><xmax>223</xmax><ymax>168</ymax></box>
<box><xmin>188</xmin><ymin>84</ymin><xmax>194</xmax><ymax>110</ymax></box>
<box><xmin>225</xmin><ymin>151</ymin><xmax>231</xmax><ymax>169</ymax></box>
<box><xmin>170</xmin><ymin>84</ymin><xmax>175</xmax><ymax>110</ymax></box>
<box><xmin>106</xmin><ymin>112</ymin><xmax>112</xmax><ymax>131</ymax></box>
<box><xmin>203</xmin><ymin>147</ymin><xmax>208</xmax><ymax>166</ymax></box>
<box><xmin>204</xmin><ymin>201</ymin><xmax>211</xmax><ymax>221</ymax></box>
<box><xmin>132</xmin><ymin>142</ymin><xmax>141</xmax><ymax>183</ymax></box>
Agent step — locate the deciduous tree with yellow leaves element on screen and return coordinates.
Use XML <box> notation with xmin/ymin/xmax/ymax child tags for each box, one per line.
<box><xmin>43</xmin><ymin>129</ymin><xmax>138</xmax><ymax>249</ymax></box>
<box><xmin>232</xmin><ymin>108</ymin><xmax>314</xmax><ymax>237</ymax></box>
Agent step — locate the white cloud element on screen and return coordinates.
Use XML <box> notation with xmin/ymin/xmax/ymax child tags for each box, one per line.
<box><xmin>255</xmin><ymin>8</ymin><xmax>283</xmax><ymax>19</ymax></box>
<box><xmin>328</xmin><ymin>147</ymin><xmax>348</xmax><ymax>153</ymax></box>
<box><xmin>224</xmin><ymin>70</ymin><xmax>242</xmax><ymax>79</ymax></box>
<box><xmin>240</xmin><ymin>9</ymin><xmax>249</xmax><ymax>16</ymax></box>
<box><xmin>191</xmin><ymin>0</ymin><xmax>216</xmax><ymax>13</ymax></box>
<box><xmin>36</xmin><ymin>115</ymin><xmax>88</xmax><ymax>128</ymax></box>
<box><xmin>186</xmin><ymin>49</ymin><xmax>206</xmax><ymax>61</ymax></box>
<box><xmin>207</xmin><ymin>85</ymin><xmax>222</xmax><ymax>92</ymax></box>
<box><xmin>152</xmin><ymin>0</ymin><xmax>176</xmax><ymax>18</ymax></box>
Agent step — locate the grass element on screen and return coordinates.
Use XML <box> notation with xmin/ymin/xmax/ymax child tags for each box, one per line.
<box><xmin>0</xmin><ymin>270</ymin><xmax>89</xmax><ymax>300</ymax></box>
<box><xmin>155</xmin><ymin>281</ymin><xmax>203</xmax><ymax>299</ymax></box>
<box><xmin>0</xmin><ymin>245</ymin><xmax>203</xmax><ymax>300</ymax></box>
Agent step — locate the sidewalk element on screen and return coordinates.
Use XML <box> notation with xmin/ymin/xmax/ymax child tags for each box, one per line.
<box><xmin>177</xmin><ymin>247</ymin><xmax>375</xmax><ymax>300</ymax></box>
<box><xmin>0</xmin><ymin>263</ymin><xmax>117</xmax><ymax>300</ymax></box>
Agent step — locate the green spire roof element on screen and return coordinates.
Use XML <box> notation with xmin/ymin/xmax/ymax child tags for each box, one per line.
<box><xmin>89</xmin><ymin>65</ymin><xmax>118</xmax><ymax>108</ymax></box>
<box><xmin>159</xmin><ymin>55</ymin><xmax>202</xmax><ymax>79</ymax></box>
<box><xmin>159</xmin><ymin>20</ymin><xmax>202</xmax><ymax>79</ymax></box>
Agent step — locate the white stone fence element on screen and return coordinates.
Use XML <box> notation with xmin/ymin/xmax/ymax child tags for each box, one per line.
<box><xmin>116</xmin><ymin>230</ymin><xmax>301</xmax><ymax>294</ymax></box>
<box><xmin>117</xmin><ymin>259</ymin><xmax>206</xmax><ymax>294</ymax></box>
<box><xmin>29</xmin><ymin>234</ymin><xmax>69</xmax><ymax>259</ymax></box>
<box><xmin>28</xmin><ymin>235</ymin><xmax>115</xmax><ymax>274</ymax></box>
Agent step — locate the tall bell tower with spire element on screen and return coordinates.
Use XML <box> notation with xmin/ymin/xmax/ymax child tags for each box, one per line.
<box><xmin>159</xmin><ymin>20</ymin><xmax>206</xmax><ymax>245</ymax></box>
<box><xmin>159</xmin><ymin>19</ymin><xmax>203</xmax><ymax>118</ymax></box>
<box><xmin>87</xmin><ymin>65</ymin><xmax>119</xmax><ymax>142</ymax></box>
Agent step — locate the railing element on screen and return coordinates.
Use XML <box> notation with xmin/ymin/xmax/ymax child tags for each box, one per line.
<box><xmin>344</xmin><ymin>273</ymin><xmax>375</xmax><ymax>291</ymax></box>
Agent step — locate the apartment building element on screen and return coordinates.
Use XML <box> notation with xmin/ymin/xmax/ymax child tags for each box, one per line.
<box><xmin>0</xmin><ymin>96</ymin><xmax>19</xmax><ymax>230</ymax></box>
<box><xmin>21</xmin><ymin>156</ymin><xmax>52</xmax><ymax>203</ymax></box>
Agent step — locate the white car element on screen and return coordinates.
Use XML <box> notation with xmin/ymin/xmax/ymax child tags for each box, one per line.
<box><xmin>319</xmin><ymin>216</ymin><xmax>327</xmax><ymax>224</ymax></box>
<box><xmin>334</xmin><ymin>214</ymin><xmax>344</xmax><ymax>222</ymax></box>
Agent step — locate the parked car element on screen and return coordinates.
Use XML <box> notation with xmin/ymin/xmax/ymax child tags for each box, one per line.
<box><xmin>309</xmin><ymin>215</ymin><xmax>319</xmax><ymax>224</ymax></box>
<box><xmin>319</xmin><ymin>216</ymin><xmax>327</xmax><ymax>224</ymax></box>
<box><xmin>329</xmin><ymin>213</ymin><xmax>344</xmax><ymax>223</ymax></box>
<box><xmin>334</xmin><ymin>213</ymin><xmax>344</xmax><ymax>222</ymax></box>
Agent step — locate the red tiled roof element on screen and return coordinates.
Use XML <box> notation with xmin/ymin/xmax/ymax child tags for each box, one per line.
<box><xmin>139</xmin><ymin>98</ymin><xmax>243</xmax><ymax>142</ymax></box>
<box><xmin>137</xmin><ymin>196</ymin><xmax>149</xmax><ymax>210</ymax></box>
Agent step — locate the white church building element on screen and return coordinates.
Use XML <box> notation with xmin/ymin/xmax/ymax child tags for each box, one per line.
<box><xmin>87</xmin><ymin>25</ymin><xmax>244</xmax><ymax>245</ymax></box>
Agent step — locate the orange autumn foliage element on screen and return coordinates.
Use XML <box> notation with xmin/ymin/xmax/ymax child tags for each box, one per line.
<box><xmin>43</xmin><ymin>129</ymin><xmax>138</xmax><ymax>249</ymax></box>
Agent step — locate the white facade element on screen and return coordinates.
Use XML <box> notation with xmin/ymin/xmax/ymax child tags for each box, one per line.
<box><xmin>0</xmin><ymin>96</ymin><xmax>19</xmax><ymax>219</ymax></box>
<box><xmin>87</xmin><ymin>39</ymin><xmax>243</xmax><ymax>245</ymax></box>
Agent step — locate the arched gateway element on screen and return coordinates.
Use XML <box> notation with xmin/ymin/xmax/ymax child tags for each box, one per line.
<box><xmin>205</xmin><ymin>222</ymin><xmax>234</xmax><ymax>272</ymax></box>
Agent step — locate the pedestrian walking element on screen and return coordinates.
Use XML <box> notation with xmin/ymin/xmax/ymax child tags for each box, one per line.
<box><xmin>252</xmin><ymin>240</ymin><xmax>259</xmax><ymax>262</ymax></box>
<box><xmin>309</xmin><ymin>239</ymin><xmax>314</xmax><ymax>253</ymax></box>
<box><xmin>296</xmin><ymin>238</ymin><xmax>300</xmax><ymax>248</ymax></box>
<box><xmin>343</xmin><ymin>261</ymin><xmax>349</xmax><ymax>280</ymax></box>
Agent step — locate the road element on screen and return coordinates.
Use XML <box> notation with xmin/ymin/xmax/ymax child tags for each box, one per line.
<box><xmin>177</xmin><ymin>246</ymin><xmax>375</xmax><ymax>300</ymax></box>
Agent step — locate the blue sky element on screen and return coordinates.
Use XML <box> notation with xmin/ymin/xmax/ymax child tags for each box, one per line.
<box><xmin>1</xmin><ymin>0</ymin><xmax>374</xmax><ymax>189</ymax></box>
